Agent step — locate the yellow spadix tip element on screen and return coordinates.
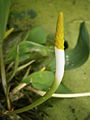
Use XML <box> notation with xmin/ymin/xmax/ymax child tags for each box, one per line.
<box><xmin>55</xmin><ymin>12</ymin><xmax>64</xmax><ymax>50</ymax></box>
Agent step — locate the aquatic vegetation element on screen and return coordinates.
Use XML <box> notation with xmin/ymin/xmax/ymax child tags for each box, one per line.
<box><xmin>0</xmin><ymin>0</ymin><xmax>90</xmax><ymax>119</ymax></box>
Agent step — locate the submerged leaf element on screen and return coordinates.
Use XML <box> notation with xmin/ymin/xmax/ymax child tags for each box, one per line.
<box><xmin>27</xmin><ymin>26</ymin><xmax>47</xmax><ymax>44</ymax></box>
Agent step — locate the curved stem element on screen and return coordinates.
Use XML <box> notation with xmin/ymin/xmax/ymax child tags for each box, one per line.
<box><xmin>9</xmin><ymin>48</ymin><xmax>65</xmax><ymax>114</ymax></box>
<box><xmin>8</xmin><ymin>46</ymin><xmax>65</xmax><ymax>114</ymax></box>
<box><xmin>9</xmin><ymin>78</ymin><xmax>60</xmax><ymax>114</ymax></box>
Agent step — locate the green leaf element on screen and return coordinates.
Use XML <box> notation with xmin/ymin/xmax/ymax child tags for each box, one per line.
<box><xmin>5</xmin><ymin>41</ymin><xmax>50</xmax><ymax>64</ymax></box>
<box><xmin>27</xmin><ymin>26</ymin><xmax>47</xmax><ymax>44</ymax></box>
<box><xmin>0</xmin><ymin>0</ymin><xmax>11</xmax><ymax>43</ymax></box>
<box><xmin>65</xmin><ymin>22</ymin><xmax>90</xmax><ymax>69</ymax></box>
<box><xmin>21</xmin><ymin>71</ymin><xmax>70</xmax><ymax>93</ymax></box>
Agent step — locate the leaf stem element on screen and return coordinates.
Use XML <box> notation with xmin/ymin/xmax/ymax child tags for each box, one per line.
<box><xmin>0</xmin><ymin>44</ymin><xmax>11</xmax><ymax>110</ymax></box>
<box><xmin>8</xmin><ymin>46</ymin><xmax>19</xmax><ymax>82</ymax></box>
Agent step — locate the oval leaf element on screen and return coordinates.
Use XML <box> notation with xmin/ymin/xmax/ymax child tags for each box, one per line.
<box><xmin>21</xmin><ymin>71</ymin><xmax>70</xmax><ymax>93</ymax></box>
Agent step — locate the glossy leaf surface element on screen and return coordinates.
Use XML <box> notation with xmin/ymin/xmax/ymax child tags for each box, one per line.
<box><xmin>21</xmin><ymin>71</ymin><xmax>71</xmax><ymax>93</ymax></box>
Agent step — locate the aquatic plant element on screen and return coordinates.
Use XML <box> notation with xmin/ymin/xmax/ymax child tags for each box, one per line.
<box><xmin>0</xmin><ymin>0</ymin><xmax>90</xmax><ymax>117</ymax></box>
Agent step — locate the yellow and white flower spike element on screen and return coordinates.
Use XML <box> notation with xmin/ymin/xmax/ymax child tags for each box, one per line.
<box><xmin>55</xmin><ymin>12</ymin><xmax>65</xmax><ymax>83</ymax></box>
